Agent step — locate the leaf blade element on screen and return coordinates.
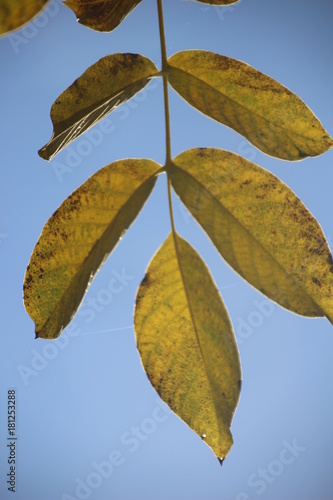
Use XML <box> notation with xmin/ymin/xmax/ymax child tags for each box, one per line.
<box><xmin>63</xmin><ymin>0</ymin><xmax>142</xmax><ymax>32</ymax></box>
<box><xmin>39</xmin><ymin>53</ymin><xmax>159</xmax><ymax>160</ymax></box>
<box><xmin>23</xmin><ymin>158</ymin><xmax>162</xmax><ymax>339</ymax></box>
<box><xmin>135</xmin><ymin>232</ymin><xmax>241</xmax><ymax>460</ymax></box>
<box><xmin>0</xmin><ymin>0</ymin><xmax>48</xmax><ymax>35</ymax></box>
<box><xmin>167</xmin><ymin>50</ymin><xmax>333</xmax><ymax>160</ymax></box>
<box><xmin>170</xmin><ymin>148</ymin><xmax>333</xmax><ymax>321</ymax></box>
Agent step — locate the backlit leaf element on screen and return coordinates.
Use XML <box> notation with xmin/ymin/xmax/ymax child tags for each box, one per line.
<box><xmin>63</xmin><ymin>0</ymin><xmax>141</xmax><ymax>32</ymax></box>
<box><xmin>170</xmin><ymin>148</ymin><xmax>333</xmax><ymax>322</ymax></box>
<box><xmin>39</xmin><ymin>53</ymin><xmax>159</xmax><ymax>160</ymax></box>
<box><xmin>135</xmin><ymin>232</ymin><xmax>241</xmax><ymax>460</ymax></box>
<box><xmin>24</xmin><ymin>158</ymin><xmax>162</xmax><ymax>339</ymax></box>
<box><xmin>167</xmin><ymin>50</ymin><xmax>333</xmax><ymax>160</ymax></box>
<box><xmin>0</xmin><ymin>0</ymin><xmax>48</xmax><ymax>35</ymax></box>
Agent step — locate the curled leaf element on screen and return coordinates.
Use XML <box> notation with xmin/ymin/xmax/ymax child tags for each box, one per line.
<box><xmin>39</xmin><ymin>53</ymin><xmax>159</xmax><ymax>160</ymax></box>
<box><xmin>63</xmin><ymin>0</ymin><xmax>142</xmax><ymax>32</ymax></box>
<box><xmin>170</xmin><ymin>148</ymin><xmax>333</xmax><ymax>321</ymax></box>
<box><xmin>24</xmin><ymin>159</ymin><xmax>162</xmax><ymax>339</ymax></box>
<box><xmin>192</xmin><ymin>0</ymin><xmax>239</xmax><ymax>4</ymax></box>
<box><xmin>167</xmin><ymin>50</ymin><xmax>333</xmax><ymax>160</ymax></box>
<box><xmin>135</xmin><ymin>232</ymin><xmax>241</xmax><ymax>460</ymax></box>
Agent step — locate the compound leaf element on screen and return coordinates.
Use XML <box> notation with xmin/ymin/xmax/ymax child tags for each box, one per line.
<box><xmin>0</xmin><ymin>0</ymin><xmax>49</xmax><ymax>35</ymax></box>
<box><xmin>167</xmin><ymin>50</ymin><xmax>333</xmax><ymax>160</ymax></box>
<box><xmin>170</xmin><ymin>148</ymin><xmax>333</xmax><ymax>322</ymax></box>
<box><xmin>24</xmin><ymin>158</ymin><xmax>162</xmax><ymax>339</ymax></box>
<box><xmin>63</xmin><ymin>0</ymin><xmax>141</xmax><ymax>32</ymax></box>
<box><xmin>135</xmin><ymin>232</ymin><xmax>241</xmax><ymax>460</ymax></box>
<box><xmin>39</xmin><ymin>53</ymin><xmax>159</xmax><ymax>160</ymax></box>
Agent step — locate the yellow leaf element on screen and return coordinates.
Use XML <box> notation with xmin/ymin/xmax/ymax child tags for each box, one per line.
<box><xmin>63</xmin><ymin>0</ymin><xmax>141</xmax><ymax>32</ymax></box>
<box><xmin>135</xmin><ymin>232</ymin><xmax>241</xmax><ymax>460</ymax></box>
<box><xmin>0</xmin><ymin>0</ymin><xmax>48</xmax><ymax>35</ymax></box>
<box><xmin>23</xmin><ymin>159</ymin><xmax>162</xmax><ymax>339</ymax></box>
<box><xmin>170</xmin><ymin>148</ymin><xmax>333</xmax><ymax>321</ymax></box>
<box><xmin>39</xmin><ymin>53</ymin><xmax>159</xmax><ymax>160</ymax></box>
<box><xmin>167</xmin><ymin>50</ymin><xmax>333</xmax><ymax>160</ymax></box>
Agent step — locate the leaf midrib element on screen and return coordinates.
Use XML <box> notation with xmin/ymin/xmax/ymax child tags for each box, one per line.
<box><xmin>37</xmin><ymin>172</ymin><xmax>160</xmax><ymax>337</ymax></box>
<box><xmin>40</xmin><ymin>73</ymin><xmax>160</xmax><ymax>159</ymax></box>
<box><xmin>171</xmin><ymin>232</ymin><xmax>225</xmax><ymax>438</ymax></box>
<box><xmin>171</xmin><ymin>163</ymin><xmax>325</xmax><ymax>317</ymax></box>
<box><xmin>168</xmin><ymin>64</ymin><xmax>320</xmax><ymax>144</ymax></box>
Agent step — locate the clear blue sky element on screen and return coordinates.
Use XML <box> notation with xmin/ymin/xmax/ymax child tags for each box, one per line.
<box><xmin>1</xmin><ymin>0</ymin><xmax>333</xmax><ymax>499</ymax></box>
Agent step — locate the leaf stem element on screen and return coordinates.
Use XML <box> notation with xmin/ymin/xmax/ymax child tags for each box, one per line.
<box><xmin>157</xmin><ymin>0</ymin><xmax>171</xmax><ymax>165</ymax></box>
<box><xmin>157</xmin><ymin>0</ymin><xmax>176</xmax><ymax>235</ymax></box>
<box><xmin>157</xmin><ymin>0</ymin><xmax>171</xmax><ymax>164</ymax></box>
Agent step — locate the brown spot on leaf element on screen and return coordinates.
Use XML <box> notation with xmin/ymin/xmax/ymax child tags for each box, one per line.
<box><xmin>24</xmin><ymin>274</ymin><xmax>32</xmax><ymax>285</ymax></box>
<box><xmin>312</xmin><ymin>277</ymin><xmax>321</xmax><ymax>287</ymax></box>
<box><xmin>141</xmin><ymin>273</ymin><xmax>150</xmax><ymax>287</ymax></box>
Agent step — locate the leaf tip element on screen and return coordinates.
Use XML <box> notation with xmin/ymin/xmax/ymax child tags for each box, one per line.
<box><xmin>38</xmin><ymin>146</ymin><xmax>50</xmax><ymax>161</ymax></box>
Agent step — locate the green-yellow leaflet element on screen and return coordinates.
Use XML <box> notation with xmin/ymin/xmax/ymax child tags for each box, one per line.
<box><xmin>167</xmin><ymin>50</ymin><xmax>333</xmax><ymax>160</ymax></box>
<box><xmin>64</xmin><ymin>0</ymin><xmax>141</xmax><ymax>32</ymax></box>
<box><xmin>24</xmin><ymin>159</ymin><xmax>161</xmax><ymax>339</ymax></box>
<box><xmin>0</xmin><ymin>0</ymin><xmax>48</xmax><ymax>35</ymax></box>
<box><xmin>39</xmin><ymin>54</ymin><xmax>159</xmax><ymax>160</ymax></box>
<box><xmin>169</xmin><ymin>148</ymin><xmax>333</xmax><ymax>322</ymax></box>
<box><xmin>135</xmin><ymin>232</ymin><xmax>241</xmax><ymax>460</ymax></box>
